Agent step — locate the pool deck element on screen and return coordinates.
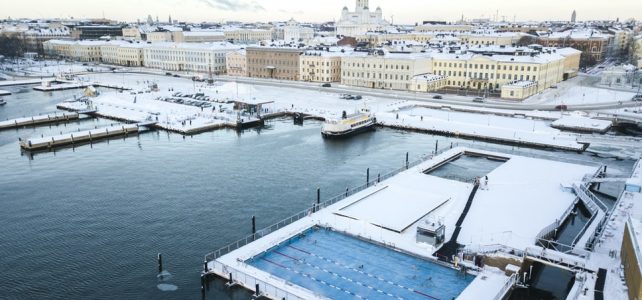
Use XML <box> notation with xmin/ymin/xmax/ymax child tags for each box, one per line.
<box><xmin>206</xmin><ymin>146</ymin><xmax>604</xmax><ymax>299</ymax></box>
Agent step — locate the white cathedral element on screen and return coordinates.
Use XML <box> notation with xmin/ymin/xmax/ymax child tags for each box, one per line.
<box><xmin>336</xmin><ymin>0</ymin><xmax>389</xmax><ymax>37</ymax></box>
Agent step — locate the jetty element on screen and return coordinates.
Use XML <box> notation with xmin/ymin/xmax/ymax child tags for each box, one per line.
<box><xmin>0</xmin><ymin>111</ymin><xmax>96</xmax><ymax>131</ymax></box>
<box><xmin>19</xmin><ymin>121</ymin><xmax>156</xmax><ymax>151</ymax></box>
<box><xmin>0</xmin><ymin>90</ymin><xmax>11</xmax><ymax>96</ymax></box>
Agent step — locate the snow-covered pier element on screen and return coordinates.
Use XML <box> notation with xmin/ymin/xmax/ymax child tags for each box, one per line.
<box><xmin>0</xmin><ymin>111</ymin><xmax>93</xmax><ymax>130</ymax></box>
<box><xmin>0</xmin><ymin>90</ymin><xmax>11</xmax><ymax>96</ymax></box>
<box><xmin>551</xmin><ymin>115</ymin><xmax>613</xmax><ymax>133</ymax></box>
<box><xmin>202</xmin><ymin>146</ymin><xmax>600</xmax><ymax>299</ymax></box>
<box><xmin>19</xmin><ymin>122</ymin><xmax>155</xmax><ymax>151</ymax></box>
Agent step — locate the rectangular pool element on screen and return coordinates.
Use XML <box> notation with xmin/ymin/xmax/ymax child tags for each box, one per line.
<box><xmin>247</xmin><ymin>227</ymin><xmax>474</xmax><ymax>299</ymax></box>
<box><xmin>426</xmin><ymin>152</ymin><xmax>508</xmax><ymax>182</ymax></box>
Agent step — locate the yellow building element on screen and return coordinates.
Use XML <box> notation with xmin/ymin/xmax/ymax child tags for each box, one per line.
<box><xmin>622</xmin><ymin>216</ymin><xmax>642</xmax><ymax>300</ymax></box>
<box><xmin>224</xmin><ymin>29</ymin><xmax>273</xmax><ymax>44</ymax></box>
<box><xmin>431</xmin><ymin>52</ymin><xmax>565</xmax><ymax>98</ymax></box>
<box><xmin>409</xmin><ymin>74</ymin><xmax>447</xmax><ymax>92</ymax></box>
<box><xmin>246</xmin><ymin>47</ymin><xmax>303</xmax><ymax>80</ymax></box>
<box><xmin>299</xmin><ymin>50</ymin><xmax>346</xmax><ymax>83</ymax></box>
<box><xmin>226</xmin><ymin>49</ymin><xmax>247</xmax><ymax>77</ymax></box>
<box><xmin>341</xmin><ymin>51</ymin><xmax>432</xmax><ymax>90</ymax></box>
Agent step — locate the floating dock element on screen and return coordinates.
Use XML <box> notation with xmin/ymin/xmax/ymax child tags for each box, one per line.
<box><xmin>33</xmin><ymin>81</ymin><xmax>130</xmax><ymax>92</ymax></box>
<box><xmin>19</xmin><ymin>122</ymin><xmax>156</xmax><ymax>151</ymax></box>
<box><xmin>0</xmin><ymin>111</ymin><xmax>95</xmax><ymax>130</ymax></box>
<box><xmin>0</xmin><ymin>90</ymin><xmax>11</xmax><ymax>96</ymax></box>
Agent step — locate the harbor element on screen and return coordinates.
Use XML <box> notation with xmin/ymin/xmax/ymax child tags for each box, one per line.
<box><xmin>0</xmin><ymin>111</ymin><xmax>94</xmax><ymax>130</ymax></box>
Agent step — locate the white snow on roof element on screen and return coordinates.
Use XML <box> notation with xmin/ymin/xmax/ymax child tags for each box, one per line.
<box><xmin>457</xmin><ymin>155</ymin><xmax>597</xmax><ymax>249</ymax></box>
<box><xmin>336</xmin><ymin>171</ymin><xmax>451</xmax><ymax>233</ymax></box>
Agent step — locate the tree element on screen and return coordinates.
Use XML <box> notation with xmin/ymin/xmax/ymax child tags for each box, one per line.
<box><xmin>0</xmin><ymin>35</ymin><xmax>26</xmax><ymax>58</ymax></box>
<box><xmin>516</xmin><ymin>35</ymin><xmax>537</xmax><ymax>46</ymax></box>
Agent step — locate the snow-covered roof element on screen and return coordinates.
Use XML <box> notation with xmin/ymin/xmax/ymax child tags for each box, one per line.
<box><xmin>412</xmin><ymin>73</ymin><xmax>446</xmax><ymax>82</ymax></box>
<box><xmin>183</xmin><ymin>31</ymin><xmax>224</xmax><ymax>37</ymax></box>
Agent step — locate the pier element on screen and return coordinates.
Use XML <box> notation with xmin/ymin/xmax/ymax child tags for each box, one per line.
<box><xmin>19</xmin><ymin>122</ymin><xmax>156</xmax><ymax>151</ymax></box>
<box><xmin>0</xmin><ymin>111</ymin><xmax>96</xmax><ymax>130</ymax></box>
<box><xmin>0</xmin><ymin>90</ymin><xmax>11</xmax><ymax>96</ymax></box>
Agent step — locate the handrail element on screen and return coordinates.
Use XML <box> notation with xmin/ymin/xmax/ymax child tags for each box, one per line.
<box><xmin>494</xmin><ymin>273</ymin><xmax>517</xmax><ymax>300</ymax></box>
<box><xmin>578</xmin><ymin>184</ymin><xmax>609</xmax><ymax>212</ymax></box>
<box><xmin>535</xmin><ymin>219</ymin><xmax>560</xmax><ymax>243</ymax></box>
<box><xmin>209</xmin><ymin>260</ymin><xmax>315</xmax><ymax>300</ymax></box>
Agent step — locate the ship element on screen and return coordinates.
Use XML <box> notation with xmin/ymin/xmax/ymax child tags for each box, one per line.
<box><xmin>321</xmin><ymin>107</ymin><xmax>376</xmax><ymax>138</ymax></box>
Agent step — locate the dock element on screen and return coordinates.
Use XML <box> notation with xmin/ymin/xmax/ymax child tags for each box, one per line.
<box><xmin>33</xmin><ymin>81</ymin><xmax>130</xmax><ymax>92</ymax></box>
<box><xmin>0</xmin><ymin>111</ymin><xmax>95</xmax><ymax>130</ymax></box>
<box><xmin>0</xmin><ymin>90</ymin><xmax>11</xmax><ymax>96</ymax></box>
<box><xmin>19</xmin><ymin>122</ymin><xmax>156</xmax><ymax>151</ymax></box>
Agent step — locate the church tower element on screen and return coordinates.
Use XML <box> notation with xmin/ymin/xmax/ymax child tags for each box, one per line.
<box><xmin>356</xmin><ymin>0</ymin><xmax>369</xmax><ymax>10</ymax></box>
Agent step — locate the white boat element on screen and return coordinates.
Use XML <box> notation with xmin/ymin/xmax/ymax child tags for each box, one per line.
<box><xmin>321</xmin><ymin>107</ymin><xmax>376</xmax><ymax>138</ymax></box>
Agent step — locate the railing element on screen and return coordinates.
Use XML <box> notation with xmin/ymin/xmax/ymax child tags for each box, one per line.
<box><xmin>572</xmin><ymin>183</ymin><xmax>601</xmax><ymax>214</ymax></box>
<box><xmin>524</xmin><ymin>245</ymin><xmax>589</xmax><ymax>268</ymax></box>
<box><xmin>565</xmin><ymin>272</ymin><xmax>587</xmax><ymax>300</ymax></box>
<box><xmin>209</xmin><ymin>260</ymin><xmax>317</xmax><ymax>300</ymax></box>
<box><xmin>494</xmin><ymin>273</ymin><xmax>518</xmax><ymax>300</ymax></box>
<box><xmin>535</xmin><ymin>219</ymin><xmax>561</xmax><ymax>244</ymax></box>
<box><xmin>204</xmin><ymin>146</ymin><xmax>457</xmax><ymax>263</ymax></box>
<box><xmin>579</xmin><ymin>184</ymin><xmax>609</xmax><ymax>212</ymax></box>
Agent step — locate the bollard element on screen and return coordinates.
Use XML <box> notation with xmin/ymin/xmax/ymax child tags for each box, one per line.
<box><xmin>252</xmin><ymin>216</ymin><xmax>256</xmax><ymax>235</ymax></box>
<box><xmin>366</xmin><ymin>168</ymin><xmax>370</xmax><ymax>186</ymax></box>
<box><xmin>203</xmin><ymin>260</ymin><xmax>208</xmax><ymax>272</ymax></box>
<box><xmin>317</xmin><ymin>188</ymin><xmax>320</xmax><ymax>206</ymax></box>
<box><xmin>345</xmin><ymin>187</ymin><xmax>349</xmax><ymax>197</ymax></box>
<box><xmin>228</xmin><ymin>273</ymin><xmax>233</xmax><ymax>284</ymax></box>
<box><xmin>405</xmin><ymin>152</ymin><xmax>409</xmax><ymax>169</ymax></box>
<box><xmin>435</xmin><ymin>140</ymin><xmax>438</xmax><ymax>153</ymax></box>
<box><xmin>450</xmin><ymin>142</ymin><xmax>453</xmax><ymax>149</ymax></box>
<box><xmin>377</xmin><ymin>173</ymin><xmax>380</xmax><ymax>183</ymax></box>
<box><xmin>157</xmin><ymin>253</ymin><xmax>163</xmax><ymax>273</ymax></box>
<box><xmin>255</xmin><ymin>283</ymin><xmax>260</xmax><ymax>296</ymax></box>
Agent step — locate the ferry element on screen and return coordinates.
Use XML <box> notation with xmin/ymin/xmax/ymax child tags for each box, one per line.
<box><xmin>321</xmin><ymin>107</ymin><xmax>376</xmax><ymax>138</ymax></box>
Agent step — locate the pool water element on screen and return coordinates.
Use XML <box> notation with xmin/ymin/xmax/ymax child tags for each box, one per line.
<box><xmin>426</xmin><ymin>153</ymin><xmax>507</xmax><ymax>182</ymax></box>
<box><xmin>248</xmin><ymin>227</ymin><xmax>474</xmax><ymax>299</ymax></box>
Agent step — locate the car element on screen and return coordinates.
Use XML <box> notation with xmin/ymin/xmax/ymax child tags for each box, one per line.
<box><xmin>633</xmin><ymin>94</ymin><xmax>642</xmax><ymax>101</ymax></box>
<box><xmin>353</xmin><ymin>95</ymin><xmax>362</xmax><ymax>100</ymax></box>
<box><xmin>555</xmin><ymin>104</ymin><xmax>568</xmax><ymax>110</ymax></box>
<box><xmin>165</xmin><ymin>72</ymin><xmax>172</xmax><ymax>76</ymax></box>
<box><xmin>432</xmin><ymin>95</ymin><xmax>443</xmax><ymax>99</ymax></box>
<box><xmin>550</xmin><ymin>85</ymin><xmax>558</xmax><ymax>89</ymax></box>
<box><xmin>472</xmin><ymin>97</ymin><xmax>485</xmax><ymax>103</ymax></box>
<box><xmin>172</xmin><ymin>74</ymin><xmax>180</xmax><ymax>78</ymax></box>
<box><xmin>321</xmin><ymin>83</ymin><xmax>331</xmax><ymax>87</ymax></box>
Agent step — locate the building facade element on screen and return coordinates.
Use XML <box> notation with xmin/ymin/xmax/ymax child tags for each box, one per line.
<box><xmin>226</xmin><ymin>49</ymin><xmax>247</xmax><ymax>77</ymax></box>
<box><xmin>299</xmin><ymin>50</ymin><xmax>345</xmax><ymax>82</ymax></box>
<box><xmin>143</xmin><ymin>42</ymin><xmax>239</xmax><ymax>73</ymax></box>
<box><xmin>246</xmin><ymin>47</ymin><xmax>303</xmax><ymax>80</ymax></box>
<box><xmin>341</xmin><ymin>51</ymin><xmax>432</xmax><ymax>90</ymax></box>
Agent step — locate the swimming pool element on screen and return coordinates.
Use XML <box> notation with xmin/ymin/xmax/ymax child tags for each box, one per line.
<box><xmin>247</xmin><ymin>227</ymin><xmax>474</xmax><ymax>299</ymax></box>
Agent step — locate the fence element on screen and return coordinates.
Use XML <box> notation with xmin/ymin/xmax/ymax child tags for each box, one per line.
<box><xmin>204</xmin><ymin>146</ymin><xmax>457</xmax><ymax>263</ymax></box>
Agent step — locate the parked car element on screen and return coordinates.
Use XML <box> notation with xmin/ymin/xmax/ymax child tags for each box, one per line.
<box><xmin>353</xmin><ymin>95</ymin><xmax>362</xmax><ymax>100</ymax></box>
<box><xmin>472</xmin><ymin>97</ymin><xmax>485</xmax><ymax>103</ymax></box>
<box><xmin>321</xmin><ymin>83</ymin><xmax>331</xmax><ymax>87</ymax></box>
<box><xmin>432</xmin><ymin>95</ymin><xmax>443</xmax><ymax>99</ymax></box>
<box><xmin>172</xmin><ymin>74</ymin><xmax>180</xmax><ymax>78</ymax></box>
<box><xmin>165</xmin><ymin>72</ymin><xmax>172</xmax><ymax>76</ymax></box>
<box><xmin>633</xmin><ymin>94</ymin><xmax>642</xmax><ymax>101</ymax></box>
<box><xmin>555</xmin><ymin>104</ymin><xmax>568</xmax><ymax>110</ymax></box>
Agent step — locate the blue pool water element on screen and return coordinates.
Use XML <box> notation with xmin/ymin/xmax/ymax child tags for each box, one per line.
<box><xmin>248</xmin><ymin>227</ymin><xmax>474</xmax><ymax>300</ymax></box>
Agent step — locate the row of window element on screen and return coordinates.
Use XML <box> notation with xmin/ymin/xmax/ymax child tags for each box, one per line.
<box><xmin>342</xmin><ymin>62</ymin><xmax>411</xmax><ymax>70</ymax></box>
<box><xmin>436</xmin><ymin>62</ymin><xmax>539</xmax><ymax>72</ymax></box>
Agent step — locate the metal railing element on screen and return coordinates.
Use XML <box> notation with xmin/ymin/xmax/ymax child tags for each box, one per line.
<box><xmin>494</xmin><ymin>273</ymin><xmax>518</xmax><ymax>300</ymax></box>
<box><xmin>535</xmin><ymin>219</ymin><xmax>561</xmax><ymax>243</ymax></box>
<box><xmin>209</xmin><ymin>260</ymin><xmax>317</xmax><ymax>300</ymax></box>
<box><xmin>566</xmin><ymin>272</ymin><xmax>588</xmax><ymax>300</ymax></box>
<box><xmin>204</xmin><ymin>146</ymin><xmax>458</xmax><ymax>263</ymax></box>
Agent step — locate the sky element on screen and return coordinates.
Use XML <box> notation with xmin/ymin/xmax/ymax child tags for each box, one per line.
<box><xmin>3</xmin><ymin>0</ymin><xmax>641</xmax><ymax>24</ymax></box>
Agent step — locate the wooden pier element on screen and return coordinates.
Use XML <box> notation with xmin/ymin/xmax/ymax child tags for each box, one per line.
<box><xmin>0</xmin><ymin>111</ymin><xmax>96</xmax><ymax>130</ymax></box>
<box><xmin>19</xmin><ymin>122</ymin><xmax>156</xmax><ymax>151</ymax></box>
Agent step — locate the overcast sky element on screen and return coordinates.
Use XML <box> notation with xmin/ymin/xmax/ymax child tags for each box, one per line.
<box><xmin>4</xmin><ymin>0</ymin><xmax>641</xmax><ymax>24</ymax></box>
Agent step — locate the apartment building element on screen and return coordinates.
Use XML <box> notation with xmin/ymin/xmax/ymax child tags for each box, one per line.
<box><xmin>341</xmin><ymin>51</ymin><xmax>432</xmax><ymax>90</ymax></box>
<box><xmin>100</xmin><ymin>43</ymin><xmax>144</xmax><ymax>67</ymax></box>
<box><xmin>246</xmin><ymin>47</ymin><xmax>303</xmax><ymax>80</ymax></box>
<box><xmin>537</xmin><ymin>30</ymin><xmax>612</xmax><ymax>66</ymax></box>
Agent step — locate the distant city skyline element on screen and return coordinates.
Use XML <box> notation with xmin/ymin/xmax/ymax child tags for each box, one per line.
<box><xmin>3</xmin><ymin>0</ymin><xmax>641</xmax><ymax>24</ymax></box>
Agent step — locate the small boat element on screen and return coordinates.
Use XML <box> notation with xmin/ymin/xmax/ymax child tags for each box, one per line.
<box><xmin>0</xmin><ymin>99</ymin><xmax>6</xmax><ymax>106</ymax></box>
<box><xmin>321</xmin><ymin>107</ymin><xmax>376</xmax><ymax>138</ymax></box>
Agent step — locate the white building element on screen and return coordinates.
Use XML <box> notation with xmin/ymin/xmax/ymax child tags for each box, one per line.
<box><xmin>225</xmin><ymin>49</ymin><xmax>247</xmax><ymax>77</ymax></box>
<box><xmin>143</xmin><ymin>42</ymin><xmax>240</xmax><ymax>74</ymax></box>
<box><xmin>341</xmin><ymin>50</ymin><xmax>432</xmax><ymax>90</ymax></box>
<box><xmin>336</xmin><ymin>0</ymin><xmax>389</xmax><ymax>37</ymax></box>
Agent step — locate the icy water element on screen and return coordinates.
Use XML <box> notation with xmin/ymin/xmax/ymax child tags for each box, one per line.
<box><xmin>0</xmin><ymin>88</ymin><xmax>636</xmax><ymax>299</ymax></box>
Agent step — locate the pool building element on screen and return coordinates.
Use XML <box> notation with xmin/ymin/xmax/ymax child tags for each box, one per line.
<box><xmin>204</xmin><ymin>146</ymin><xmax>619</xmax><ymax>299</ymax></box>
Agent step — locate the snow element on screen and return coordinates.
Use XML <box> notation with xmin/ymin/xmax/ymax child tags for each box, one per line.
<box><xmin>524</xmin><ymin>76</ymin><xmax>637</xmax><ymax>105</ymax></box>
<box><xmin>551</xmin><ymin>114</ymin><xmax>613</xmax><ymax>132</ymax></box>
<box><xmin>457</xmin><ymin>155</ymin><xmax>597</xmax><ymax>249</ymax></box>
<box><xmin>336</xmin><ymin>172</ymin><xmax>450</xmax><ymax>233</ymax></box>
<box><xmin>457</xmin><ymin>268</ymin><xmax>510</xmax><ymax>300</ymax></box>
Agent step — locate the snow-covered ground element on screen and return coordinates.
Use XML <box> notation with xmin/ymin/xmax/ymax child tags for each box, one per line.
<box><xmin>551</xmin><ymin>114</ymin><xmax>613</xmax><ymax>132</ymax></box>
<box><xmin>525</xmin><ymin>75</ymin><xmax>638</xmax><ymax>106</ymax></box>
